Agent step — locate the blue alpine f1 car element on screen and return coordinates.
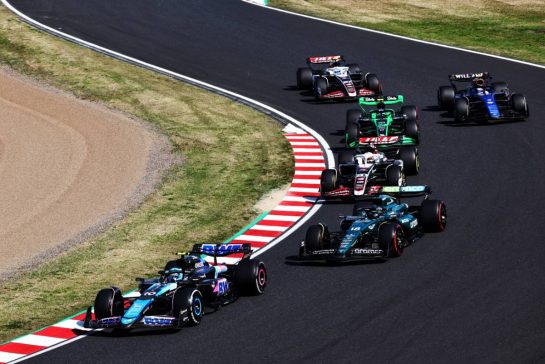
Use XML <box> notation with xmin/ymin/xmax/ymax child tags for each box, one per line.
<box><xmin>84</xmin><ymin>243</ymin><xmax>266</xmax><ymax>330</ymax></box>
<box><xmin>437</xmin><ymin>72</ymin><xmax>529</xmax><ymax>122</ymax></box>
<box><xmin>299</xmin><ymin>186</ymin><xmax>446</xmax><ymax>261</ymax></box>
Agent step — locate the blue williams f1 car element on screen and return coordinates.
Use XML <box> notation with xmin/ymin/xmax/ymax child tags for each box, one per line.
<box><xmin>299</xmin><ymin>186</ymin><xmax>446</xmax><ymax>262</ymax></box>
<box><xmin>84</xmin><ymin>243</ymin><xmax>266</xmax><ymax>330</ymax></box>
<box><xmin>437</xmin><ymin>72</ymin><xmax>529</xmax><ymax>123</ymax></box>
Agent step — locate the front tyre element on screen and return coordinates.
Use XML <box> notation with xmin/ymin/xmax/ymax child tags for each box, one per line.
<box><xmin>94</xmin><ymin>287</ymin><xmax>124</xmax><ymax>320</ymax></box>
<box><xmin>314</xmin><ymin>77</ymin><xmax>328</xmax><ymax>99</ymax></box>
<box><xmin>305</xmin><ymin>224</ymin><xmax>330</xmax><ymax>253</ymax></box>
<box><xmin>379</xmin><ymin>223</ymin><xmax>403</xmax><ymax>258</ymax></box>
<box><xmin>386</xmin><ymin>165</ymin><xmax>405</xmax><ymax>186</ymax></box>
<box><xmin>172</xmin><ymin>288</ymin><xmax>203</xmax><ymax>326</ymax></box>
<box><xmin>511</xmin><ymin>93</ymin><xmax>529</xmax><ymax>117</ymax></box>
<box><xmin>421</xmin><ymin>199</ymin><xmax>447</xmax><ymax>233</ymax></box>
<box><xmin>235</xmin><ymin>259</ymin><xmax>267</xmax><ymax>295</ymax></box>
<box><xmin>454</xmin><ymin>98</ymin><xmax>469</xmax><ymax>122</ymax></box>
<box><xmin>398</xmin><ymin>147</ymin><xmax>419</xmax><ymax>176</ymax></box>
<box><xmin>320</xmin><ymin>169</ymin><xmax>338</xmax><ymax>194</ymax></box>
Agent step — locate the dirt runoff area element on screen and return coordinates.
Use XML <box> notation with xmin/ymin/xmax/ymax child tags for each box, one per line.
<box><xmin>0</xmin><ymin>68</ymin><xmax>174</xmax><ymax>279</ymax></box>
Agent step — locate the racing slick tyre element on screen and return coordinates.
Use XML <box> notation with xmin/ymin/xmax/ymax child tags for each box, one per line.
<box><xmin>304</xmin><ymin>224</ymin><xmax>330</xmax><ymax>253</ymax></box>
<box><xmin>172</xmin><ymin>288</ymin><xmax>203</xmax><ymax>326</ymax></box>
<box><xmin>346</xmin><ymin>109</ymin><xmax>362</xmax><ymax>125</ymax></box>
<box><xmin>386</xmin><ymin>165</ymin><xmax>404</xmax><ymax>186</ymax></box>
<box><xmin>365</xmin><ymin>73</ymin><xmax>381</xmax><ymax>94</ymax></box>
<box><xmin>437</xmin><ymin>86</ymin><xmax>455</xmax><ymax>110</ymax></box>
<box><xmin>398</xmin><ymin>147</ymin><xmax>419</xmax><ymax>176</ymax></box>
<box><xmin>401</xmin><ymin>105</ymin><xmax>419</xmax><ymax>142</ymax></box>
<box><xmin>338</xmin><ymin>151</ymin><xmax>355</xmax><ymax>165</ymax></box>
<box><xmin>421</xmin><ymin>199</ymin><xmax>447</xmax><ymax>233</ymax></box>
<box><xmin>314</xmin><ymin>77</ymin><xmax>328</xmax><ymax>99</ymax></box>
<box><xmin>235</xmin><ymin>259</ymin><xmax>267</xmax><ymax>295</ymax></box>
<box><xmin>491</xmin><ymin>81</ymin><xmax>509</xmax><ymax>94</ymax></box>
<box><xmin>379</xmin><ymin>223</ymin><xmax>403</xmax><ymax>258</ymax></box>
<box><xmin>347</xmin><ymin>63</ymin><xmax>361</xmax><ymax>74</ymax></box>
<box><xmin>454</xmin><ymin>98</ymin><xmax>469</xmax><ymax>122</ymax></box>
<box><xmin>320</xmin><ymin>169</ymin><xmax>338</xmax><ymax>194</ymax></box>
<box><xmin>296</xmin><ymin>67</ymin><xmax>313</xmax><ymax>89</ymax></box>
<box><xmin>94</xmin><ymin>287</ymin><xmax>124</xmax><ymax>320</ymax></box>
<box><xmin>511</xmin><ymin>93</ymin><xmax>529</xmax><ymax>117</ymax></box>
<box><xmin>345</xmin><ymin>122</ymin><xmax>360</xmax><ymax>148</ymax></box>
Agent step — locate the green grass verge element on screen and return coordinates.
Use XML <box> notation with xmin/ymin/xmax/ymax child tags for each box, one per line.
<box><xmin>270</xmin><ymin>0</ymin><xmax>545</xmax><ymax>65</ymax></box>
<box><xmin>0</xmin><ymin>6</ymin><xmax>293</xmax><ymax>342</ymax></box>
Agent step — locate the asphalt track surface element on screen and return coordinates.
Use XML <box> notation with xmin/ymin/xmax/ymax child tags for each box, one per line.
<box><xmin>10</xmin><ymin>0</ymin><xmax>545</xmax><ymax>362</ymax></box>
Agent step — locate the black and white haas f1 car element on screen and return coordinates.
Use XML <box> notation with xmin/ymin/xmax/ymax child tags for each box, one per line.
<box><xmin>84</xmin><ymin>243</ymin><xmax>266</xmax><ymax>331</ymax></box>
<box><xmin>296</xmin><ymin>55</ymin><xmax>382</xmax><ymax>101</ymax></box>
<box><xmin>320</xmin><ymin>147</ymin><xmax>406</xmax><ymax>200</ymax></box>
<box><xmin>299</xmin><ymin>186</ymin><xmax>446</xmax><ymax>262</ymax></box>
<box><xmin>437</xmin><ymin>72</ymin><xmax>529</xmax><ymax>122</ymax></box>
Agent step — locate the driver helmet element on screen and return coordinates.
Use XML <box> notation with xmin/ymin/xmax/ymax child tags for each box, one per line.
<box><xmin>472</xmin><ymin>78</ymin><xmax>486</xmax><ymax>88</ymax></box>
<box><xmin>165</xmin><ymin>267</ymin><xmax>183</xmax><ymax>283</ymax></box>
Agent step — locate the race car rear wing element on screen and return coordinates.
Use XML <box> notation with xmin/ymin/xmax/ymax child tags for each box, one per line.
<box><xmin>448</xmin><ymin>72</ymin><xmax>491</xmax><ymax>82</ymax></box>
<box><xmin>307</xmin><ymin>55</ymin><xmax>344</xmax><ymax>64</ymax></box>
<box><xmin>359</xmin><ymin>95</ymin><xmax>404</xmax><ymax>107</ymax></box>
<box><xmin>189</xmin><ymin>243</ymin><xmax>253</xmax><ymax>264</ymax></box>
<box><xmin>367</xmin><ymin>185</ymin><xmax>431</xmax><ymax>198</ymax></box>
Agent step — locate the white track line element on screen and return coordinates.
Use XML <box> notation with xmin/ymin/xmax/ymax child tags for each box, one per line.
<box><xmin>242</xmin><ymin>0</ymin><xmax>545</xmax><ymax>70</ymax></box>
<box><xmin>1</xmin><ymin>1</ymin><xmax>334</xmax><ymax>361</ymax></box>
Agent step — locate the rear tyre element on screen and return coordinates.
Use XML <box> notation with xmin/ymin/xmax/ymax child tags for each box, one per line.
<box><xmin>365</xmin><ymin>73</ymin><xmax>381</xmax><ymax>94</ymax></box>
<box><xmin>347</xmin><ymin>63</ymin><xmax>361</xmax><ymax>74</ymax></box>
<box><xmin>337</xmin><ymin>151</ymin><xmax>355</xmax><ymax>165</ymax></box>
<box><xmin>511</xmin><ymin>93</ymin><xmax>529</xmax><ymax>117</ymax></box>
<box><xmin>421</xmin><ymin>199</ymin><xmax>447</xmax><ymax>233</ymax></box>
<box><xmin>305</xmin><ymin>224</ymin><xmax>330</xmax><ymax>252</ymax></box>
<box><xmin>379</xmin><ymin>223</ymin><xmax>403</xmax><ymax>258</ymax></box>
<box><xmin>398</xmin><ymin>147</ymin><xmax>419</xmax><ymax>176</ymax></box>
<box><xmin>235</xmin><ymin>259</ymin><xmax>267</xmax><ymax>295</ymax></box>
<box><xmin>172</xmin><ymin>288</ymin><xmax>203</xmax><ymax>326</ymax></box>
<box><xmin>401</xmin><ymin>105</ymin><xmax>419</xmax><ymax>142</ymax></box>
<box><xmin>314</xmin><ymin>77</ymin><xmax>328</xmax><ymax>99</ymax></box>
<box><xmin>437</xmin><ymin>86</ymin><xmax>455</xmax><ymax>110</ymax></box>
<box><xmin>346</xmin><ymin>109</ymin><xmax>362</xmax><ymax>125</ymax></box>
<box><xmin>454</xmin><ymin>98</ymin><xmax>469</xmax><ymax>122</ymax></box>
<box><xmin>386</xmin><ymin>165</ymin><xmax>404</xmax><ymax>186</ymax></box>
<box><xmin>296</xmin><ymin>67</ymin><xmax>313</xmax><ymax>89</ymax></box>
<box><xmin>94</xmin><ymin>287</ymin><xmax>124</xmax><ymax>320</ymax></box>
<box><xmin>320</xmin><ymin>169</ymin><xmax>338</xmax><ymax>194</ymax></box>
<box><xmin>345</xmin><ymin>122</ymin><xmax>360</xmax><ymax>148</ymax></box>
<box><xmin>491</xmin><ymin>81</ymin><xmax>509</xmax><ymax>94</ymax></box>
